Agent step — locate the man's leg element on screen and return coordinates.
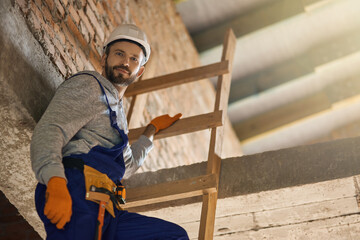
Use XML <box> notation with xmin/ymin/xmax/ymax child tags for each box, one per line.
<box><xmin>108</xmin><ymin>210</ymin><xmax>189</xmax><ymax>240</ymax></box>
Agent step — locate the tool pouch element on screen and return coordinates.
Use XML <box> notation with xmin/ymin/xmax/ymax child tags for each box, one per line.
<box><xmin>83</xmin><ymin>165</ymin><xmax>123</xmax><ymax>217</ymax></box>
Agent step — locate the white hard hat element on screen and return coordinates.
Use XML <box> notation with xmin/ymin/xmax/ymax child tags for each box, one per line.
<box><xmin>103</xmin><ymin>24</ymin><xmax>151</xmax><ymax>64</ymax></box>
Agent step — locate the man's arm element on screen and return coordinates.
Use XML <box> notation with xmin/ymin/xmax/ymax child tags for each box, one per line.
<box><xmin>142</xmin><ymin>124</ymin><xmax>157</xmax><ymax>141</ymax></box>
<box><xmin>30</xmin><ymin>76</ymin><xmax>102</xmax><ymax>230</ymax></box>
<box><xmin>123</xmin><ymin>114</ymin><xmax>182</xmax><ymax>178</ymax></box>
<box><xmin>31</xmin><ymin>76</ymin><xmax>101</xmax><ymax>185</ymax></box>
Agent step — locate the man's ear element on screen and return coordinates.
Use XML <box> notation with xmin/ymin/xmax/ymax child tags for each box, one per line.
<box><xmin>101</xmin><ymin>54</ymin><xmax>107</xmax><ymax>68</ymax></box>
<box><xmin>137</xmin><ymin>66</ymin><xmax>145</xmax><ymax>78</ymax></box>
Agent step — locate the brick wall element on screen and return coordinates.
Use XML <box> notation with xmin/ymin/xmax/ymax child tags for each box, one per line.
<box><xmin>14</xmin><ymin>0</ymin><xmax>199</xmax><ymax>79</ymax></box>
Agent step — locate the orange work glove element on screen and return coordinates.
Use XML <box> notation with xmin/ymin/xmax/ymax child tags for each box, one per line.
<box><xmin>150</xmin><ymin>113</ymin><xmax>182</xmax><ymax>133</ymax></box>
<box><xmin>44</xmin><ymin>177</ymin><xmax>72</xmax><ymax>229</ymax></box>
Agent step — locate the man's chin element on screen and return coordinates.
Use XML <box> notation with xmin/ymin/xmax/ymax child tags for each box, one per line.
<box><xmin>111</xmin><ymin>77</ymin><xmax>132</xmax><ymax>86</ymax></box>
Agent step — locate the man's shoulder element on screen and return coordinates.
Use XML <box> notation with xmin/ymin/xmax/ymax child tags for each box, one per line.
<box><xmin>53</xmin><ymin>71</ymin><xmax>101</xmax><ymax>98</ymax></box>
<box><xmin>60</xmin><ymin>71</ymin><xmax>101</xmax><ymax>88</ymax></box>
<box><xmin>66</xmin><ymin>71</ymin><xmax>100</xmax><ymax>82</ymax></box>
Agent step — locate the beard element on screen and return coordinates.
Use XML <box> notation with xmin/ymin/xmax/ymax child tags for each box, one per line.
<box><xmin>105</xmin><ymin>60</ymin><xmax>137</xmax><ymax>86</ymax></box>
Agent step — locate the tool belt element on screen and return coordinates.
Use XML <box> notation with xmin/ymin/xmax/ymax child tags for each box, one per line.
<box><xmin>63</xmin><ymin>158</ymin><xmax>126</xmax><ymax>218</ymax></box>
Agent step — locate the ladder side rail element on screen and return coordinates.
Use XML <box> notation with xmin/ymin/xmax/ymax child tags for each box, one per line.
<box><xmin>199</xmin><ymin>29</ymin><xmax>237</xmax><ymax>240</ymax></box>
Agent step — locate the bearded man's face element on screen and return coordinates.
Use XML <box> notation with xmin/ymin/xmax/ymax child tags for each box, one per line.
<box><xmin>102</xmin><ymin>41</ymin><xmax>145</xmax><ymax>87</ymax></box>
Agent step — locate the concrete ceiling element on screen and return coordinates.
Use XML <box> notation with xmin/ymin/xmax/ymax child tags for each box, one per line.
<box><xmin>176</xmin><ymin>0</ymin><xmax>360</xmax><ymax>155</ymax></box>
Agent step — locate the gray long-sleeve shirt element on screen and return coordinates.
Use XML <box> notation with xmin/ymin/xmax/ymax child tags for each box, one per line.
<box><xmin>30</xmin><ymin>71</ymin><xmax>153</xmax><ymax>185</ymax></box>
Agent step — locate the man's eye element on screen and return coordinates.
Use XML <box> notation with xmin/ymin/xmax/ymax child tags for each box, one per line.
<box><xmin>131</xmin><ymin>57</ymin><xmax>138</xmax><ymax>62</ymax></box>
<box><xmin>115</xmin><ymin>52</ymin><xmax>124</xmax><ymax>56</ymax></box>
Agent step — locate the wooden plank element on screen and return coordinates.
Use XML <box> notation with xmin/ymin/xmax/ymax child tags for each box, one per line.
<box><xmin>198</xmin><ymin>192</ymin><xmax>218</xmax><ymax>240</ymax></box>
<box><xmin>198</xmin><ymin>155</ymin><xmax>221</xmax><ymax>240</ymax></box>
<box><xmin>124</xmin><ymin>61</ymin><xmax>230</xmax><ymax>97</ymax></box>
<box><xmin>128</xmin><ymin>110</ymin><xmax>223</xmax><ymax>143</ymax></box>
<box><xmin>124</xmin><ymin>174</ymin><xmax>218</xmax><ymax>208</ymax></box>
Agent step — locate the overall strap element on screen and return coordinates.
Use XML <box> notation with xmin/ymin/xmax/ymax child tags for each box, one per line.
<box><xmin>68</xmin><ymin>73</ymin><xmax>129</xmax><ymax>145</ymax></box>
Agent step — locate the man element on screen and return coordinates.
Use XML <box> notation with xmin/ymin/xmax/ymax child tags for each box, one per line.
<box><xmin>31</xmin><ymin>24</ymin><xmax>189</xmax><ymax>239</ymax></box>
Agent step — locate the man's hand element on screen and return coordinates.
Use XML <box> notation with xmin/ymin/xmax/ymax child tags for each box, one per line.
<box><xmin>150</xmin><ymin>113</ymin><xmax>182</xmax><ymax>133</ymax></box>
<box><xmin>44</xmin><ymin>177</ymin><xmax>72</xmax><ymax>229</ymax></box>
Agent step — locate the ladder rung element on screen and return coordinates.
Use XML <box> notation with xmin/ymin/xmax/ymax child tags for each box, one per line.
<box><xmin>124</xmin><ymin>174</ymin><xmax>218</xmax><ymax>208</ymax></box>
<box><xmin>128</xmin><ymin>111</ymin><xmax>223</xmax><ymax>143</ymax></box>
<box><xmin>124</xmin><ymin>60</ymin><xmax>230</xmax><ymax>97</ymax></box>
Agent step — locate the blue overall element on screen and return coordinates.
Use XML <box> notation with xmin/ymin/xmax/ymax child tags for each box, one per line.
<box><xmin>35</xmin><ymin>73</ymin><xmax>189</xmax><ymax>240</ymax></box>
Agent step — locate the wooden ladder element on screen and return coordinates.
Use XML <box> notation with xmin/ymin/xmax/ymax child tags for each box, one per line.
<box><xmin>124</xmin><ymin>29</ymin><xmax>236</xmax><ymax>240</ymax></box>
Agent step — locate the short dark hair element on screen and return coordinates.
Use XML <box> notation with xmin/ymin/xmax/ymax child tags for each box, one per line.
<box><xmin>105</xmin><ymin>39</ymin><xmax>147</xmax><ymax>62</ymax></box>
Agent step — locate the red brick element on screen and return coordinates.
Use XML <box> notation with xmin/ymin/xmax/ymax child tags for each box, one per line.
<box><xmin>102</xmin><ymin>2</ymin><xmax>116</xmax><ymax>27</ymax></box>
<box><xmin>79</xmin><ymin>21</ymin><xmax>90</xmax><ymax>43</ymax></box>
<box><xmin>69</xmin><ymin>4</ymin><xmax>81</xmax><ymax>25</ymax></box>
<box><xmin>66</xmin><ymin>15</ymin><xmax>88</xmax><ymax>50</ymax></box>
<box><xmin>78</xmin><ymin>46</ymin><xmax>89</xmax><ymax>65</ymax></box>
<box><xmin>109</xmin><ymin>2</ymin><xmax>123</xmax><ymax>25</ymax></box>
<box><xmin>91</xmin><ymin>41</ymin><xmax>102</xmax><ymax>59</ymax></box>
<box><xmin>15</xmin><ymin>0</ymin><xmax>29</xmax><ymax>14</ymax></box>
<box><xmin>61</xmin><ymin>22</ymin><xmax>77</xmax><ymax>48</ymax></box>
<box><xmin>30</xmin><ymin>1</ymin><xmax>46</xmax><ymax>26</ymax></box>
<box><xmin>55</xmin><ymin>56</ymin><xmax>68</xmax><ymax>76</ymax></box>
<box><xmin>60</xmin><ymin>0</ymin><xmax>69</xmax><ymax>7</ymax></box>
<box><xmin>53</xmin><ymin>37</ymin><xmax>66</xmax><ymax>58</ymax></box>
<box><xmin>43</xmin><ymin>34</ymin><xmax>56</xmax><ymax>56</ymax></box>
<box><xmin>53</xmin><ymin>24</ymin><xmax>66</xmax><ymax>45</ymax></box>
<box><xmin>44</xmin><ymin>0</ymin><xmax>54</xmax><ymax>10</ymax></box>
<box><xmin>87</xmin><ymin>0</ymin><xmax>99</xmax><ymax>17</ymax></box>
<box><xmin>74</xmin><ymin>0</ymin><xmax>87</xmax><ymax>9</ymax></box>
<box><xmin>86</xmin><ymin>5</ymin><xmax>105</xmax><ymax>42</ymax></box>
<box><xmin>55</xmin><ymin>1</ymin><xmax>65</xmax><ymax>18</ymax></box>
<box><xmin>41</xmin><ymin>4</ymin><xmax>54</xmax><ymax>27</ymax></box>
<box><xmin>103</xmin><ymin>28</ymin><xmax>110</xmax><ymax>42</ymax></box>
<box><xmin>67</xmin><ymin>56</ymin><xmax>78</xmax><ymax>74</ymax></box>
<box><xmin>75</xmin><ymin>50</ymin><xmax>85</xmax><ymax>71</ymax></box>
<box><xmin>34</xmin><ymin>0</ymin><xmax>42</xmax><ymax>9</ymax></box>
<box><xmin>96</xmin><ymin>1</ymin><xmax>105</xmax><ymax>16</ymax></box>
<box><xmin>42</xmin><ymin>21</ymin><xmax>56</xmax><ymax>40</ymax></box>
<box><xmin>78</xmin><ymin>9</ymin><xmax>95</xmax><ymax>38</ymax></box>
<box><xmin>93</xmin><ymin>34</ymin><xmax>103</xmax><ymax>53</ymax></box>
<box><xmin>56</xmin><ymin>48</ymin><xmax>74</xmax><ymax>76</ymax></box>
<box><xmin>89</xmin><ymin>49</ymin><xmax>102</xmax><ymax>72</ymax></box>
<box><xmin>66</xmin><ymin>41</ymin><xmax>77</xmax><ymax>59</ymax></box>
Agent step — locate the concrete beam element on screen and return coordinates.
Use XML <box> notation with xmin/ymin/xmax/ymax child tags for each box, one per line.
<box><xmin>229</xmin><ymin>30</ymin><xmax>360</xmax><ymax>102</ymax></box>
<box><xmin>124</xmin><ymin>136</ymin><xmax>360</xmax><ymax>211</ymax></box>
<box><xmin>233</xmin><ymin>92</ymin><xmax>331</xmax><ymax>141</ymax></box>
<box><xmin>228</xmin><ymin>47</ymin><xmax>360</xmax><ymax>141</ymax></box>
<box><xmin>192</xmin><ymin>0</ymin><xmax>306</xmax><ymax>52</ymax></box>
<box><xmin>233</xmin><ymin>75</ymin><xmax>360</xmax><ymax>141</ymax></box>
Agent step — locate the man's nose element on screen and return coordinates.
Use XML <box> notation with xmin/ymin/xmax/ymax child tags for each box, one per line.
<box><xmin>122</xmin><ymin>57</ymin><xmax>130</xmax><ymax>67</ymax></box>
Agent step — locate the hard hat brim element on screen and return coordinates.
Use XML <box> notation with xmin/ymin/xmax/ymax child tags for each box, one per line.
<box><xmin>103</xmin><ymin>35</ymin><xmax>151</xmax><ymax>64</ymax></box>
